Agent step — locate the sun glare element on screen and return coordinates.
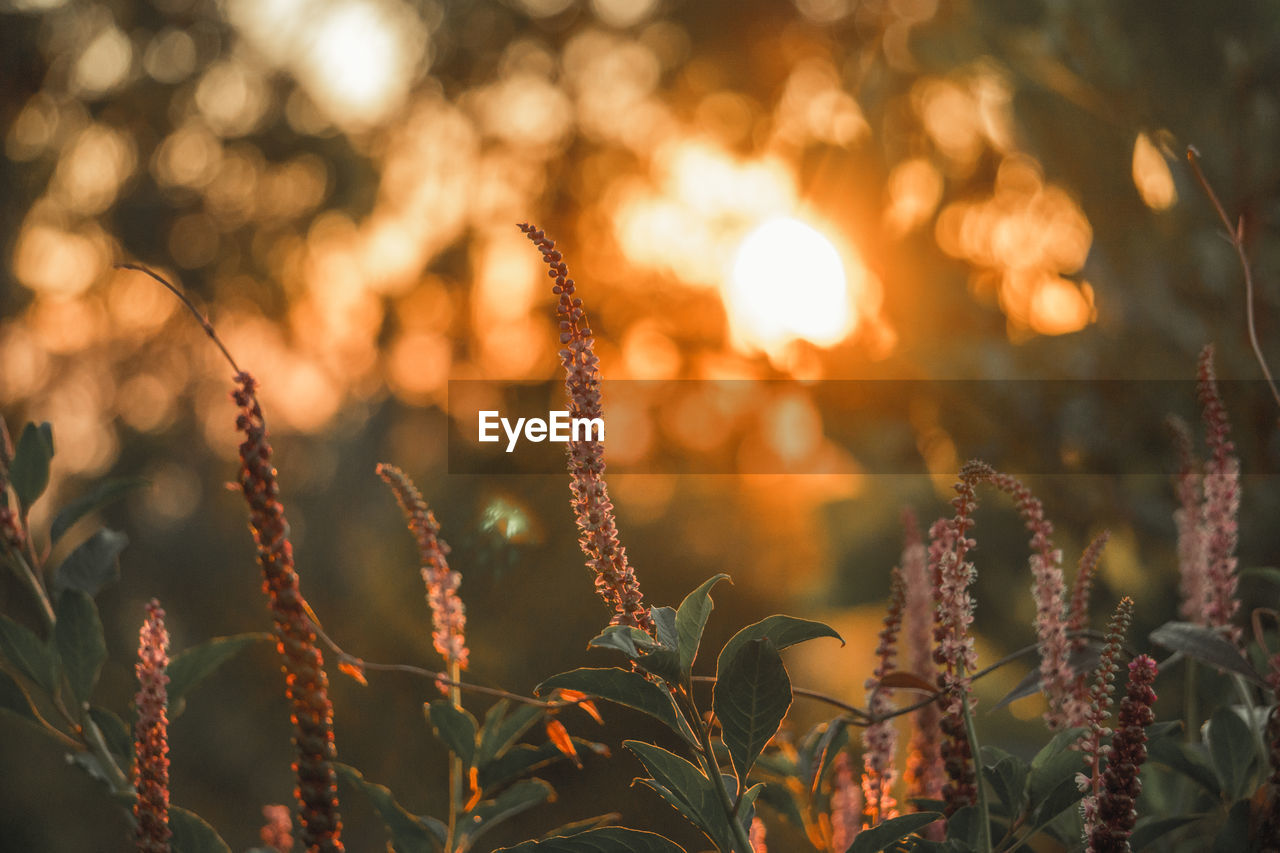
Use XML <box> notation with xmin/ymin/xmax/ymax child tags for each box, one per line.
<box><xmin>727</xmin><ymin>218</ymin><xmax>855</xmax><ymax>354</ymax></box>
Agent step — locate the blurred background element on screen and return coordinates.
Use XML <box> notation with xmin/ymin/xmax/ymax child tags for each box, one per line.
<box><xmin>2</xmin><ymin>0</ymin><xmax>1280</xmax><ymax>849</ymax></box>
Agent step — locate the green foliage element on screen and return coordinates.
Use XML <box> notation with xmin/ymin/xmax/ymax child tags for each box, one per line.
<box><xmin>494</xmin><ymin>826</ymin><xmax>688</xmax><ymax>852</ymax></box>
<box><xmin>49</xmin><ymin>476</ymin><xmax>148</xmax><ymax>545</ymax></box>
<box><xmin>1150</xmin><ymin>621</ymin><xmax>1265</xmax><ymax>685</ymax></box>
<box><xmin>849</xmin><ymin>812</ymin><xmax>944</xmax><ymax>852</ymax></box>
<box><xmin>335</xmin><ymin>763</ymin><xmax>439</xmax><ymax>853</ymax></box>
<box><xmin>713</xmin><ymin>637</ymin><xmax>791</xmax><ymax>786</ymax></box>
<box><xmin>52</xmin><ymin>528</ymin><xmax>129</xmax><ymax>597</ymax></box>
<box><xmin>53</xmin><ymin>589</ymin><xmax>106</xmax><ymax>706</ymax></box>
<box><xmin>169</xmin><ymin>805</ymin><xmax>233</xmax><ymax>853</ymax></box>
<box><xmin>166</xmin><ymin>633</ymin><xmax>273</xmax><ymax>706</ymax></box>
<box><xmin>0</xmin><ymin>613</ymin><xmax>57</xmax><ymax>692</ymax></box>
<box><xmin>9</xmin><ymin>422</ymin><xmax>53</xmax><ymax>512</ymax></box>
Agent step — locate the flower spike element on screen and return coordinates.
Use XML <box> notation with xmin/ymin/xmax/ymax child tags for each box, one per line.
<box><xmin>519</xmin><ymin>223</ymin><xmax>654</xmax><ymax>634</ymax></box>
<box><xmin>133</xmin><ymin>599</ymin><xmax>172</xmax><ymax>853</ymax></box>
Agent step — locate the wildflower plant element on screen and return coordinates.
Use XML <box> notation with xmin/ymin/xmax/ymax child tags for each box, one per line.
<box><xmin>3</xmin><ymin>234</ymin><xmax>1280</xmax><ymax>853</ymax></box>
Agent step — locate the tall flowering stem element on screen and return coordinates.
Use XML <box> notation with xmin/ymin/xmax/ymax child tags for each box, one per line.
<box><xmin>1197</xmin><ymin>345</ymin><xmax>1242</xmax><ymax>643</ymax></box>
<box><xmin>862</xmin><ymin>567</ymin><xmax>904</xmax><ymax>827</ymax></box>
<box><xmin>133</xmin><ymin>600</ymin><xmax>172</xmax><ymax>853</ymax></box>
<box><xmin>901</xmin><ymin>509</ymin><xmax>944</xmax><ymax>807</ymax></box>
<box><xmin>987</xmin><ymin>471</ymin><xmax>1079</xmax><ymax>729</ymax></box>
<box><xmin>1087</xmin><ymin>655</ymin><xmax>1157</xmax><ymax>853</ymax></box>
<box><xmin>1078</xmin><ymin>597</ymin><xmax>1134</xmax><ymax>844</ymax></box>
<box><xmin>233</xmin><ymin>372</ymin><xmax>344</xmax><ymax>852</ymax></box>
<box><xmin>375</xmin><ymin>463</ymin><xmax>469</xmax><ymax>686</ymax></box>
<box><xmin>829</xmin><ymin>751</ymin><xmax>863</xmax><ymax>852</ymax></box>
<box><xmin>519</xmin><ymin>223</ymin><xmax>654</xmax><ymax>634</ymax></box>
<box><xmin>932</xmin><ymin>460</ymin><xmax>991</xmax><ymax>816</ymax></box>
<box><xmin>1069</xmin><ymin>531</ymin><xmax>1109</xmax><ymax>640</ymax></box>
<box><xmin>1168</xmin><ymin>416</ymin><xmax>1209</xmax><ymax>624</ymax></box>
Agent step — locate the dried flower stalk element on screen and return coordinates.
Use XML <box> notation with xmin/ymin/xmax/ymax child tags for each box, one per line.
<box><xmin>862</xmin><ymin>567</ymin><xmax>903</xmax><ymax>826</ymax></box>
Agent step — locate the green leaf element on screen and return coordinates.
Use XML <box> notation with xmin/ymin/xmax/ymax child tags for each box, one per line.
<box><xmin>50</xmin><ymin>477</ymin><xmax>149</xmax><ymax>545</ymax></box>
<box><xmin>476</xmin><ymin>700</ymin><xmax>545</xmax><ymax>768</ymax></box>
<box><xmin>848</xmin><ymin>811</ymin><xmax>944</xmax><ymax>852</ymax></box>
<box><xmin>54</xmin><ymin>589</ymin><xmax>106</xmax><ymax>706</ymax></box>
<box><xmin>1207</xmin><ymin>707</ymin><xmax>1256</xmax><ymax>801</ymax></box>
<box><xmin>1030</xmin><ymin>727</ymin><xmax>1087</xmax><ymax>771</ymax></box>
<box><xmin>714</xmin><ymin>637</ymin><xmax>791</xmax><ymax>785</ymax></box>
<box><xmin>991</xmin><ymin>643</ymin><xmax>1100</xmax><ymax>713</ymax></box>
<box><xmin>1212</xmin><ymin>799</ymin><xmax>1252</xmax><ymax>853</ymax></box>
<box><xmin>1128</xmin><ymin>814</ymin><xmax>1205</xmax><ymax>851</ymax></box>
<box><xmin>945</xmin><ymin>805</ymin><xmax>980</xmax><ymax>846</ymax></box>
<box><xmin>0</xmin><ymin>670</ymin><xmax>37</xmax><ymax>722</ymax></box>
<box><xmin>674</xmin><ymin>574</ymin><xmax>730</xmax><ymax>676</ymax></box>
<box><xmin>167</xmin><ymin>633</ymin><xmax>272</xmax><ymax>706</ymax></box>
<box><xmin>537</xmin><ymin>814</ymin><xmax>620</xmax><ymax>838</ymax></box>
<box><xmin>1147</xmin><ymin>737</ymin><xmax>1220</xmax><ymax>795</ymax></box>
<box><xmin>53</xmin><ymin>528</ymin><xmax>129</xmax><ymax>597</ymax></box>
<box><xmin>649</xmin><ymin>607</ymin><xmax>678</xmax><ymax>651</ymax></box>
<box><xmin>1027</xmin><ymin>729</ymin><xmax>1086</xmax><ymax>826</ymax></box>
<box><xmin>1149</xmin><ymin>621</ymin><xmax>1264</xmax><ymax>685</ymax></box>
<box><xmin>755</xmin><ymin>780</ymin><xmax>805</xmax><ymax>830</ymax></box>
<box><xmin>494</xmin><ymin>827</ymin><xmax>687</xmax><ymax>852</ymax></box>
<box><xmin>10</xmin><ymin>422</ymin><xmax>54</xmax><ymax>511</ymax></box>
<box><xmin>1240</xmin><ymin>566</ymin><xmax>1280</xmax><ymax>586</ymax></box>
<box><xmin>0</xmin><ymin>614</ymin><xmax>57</xmax><ymax>692</ymax></box>
<box><xmin>459</xmin><ymin>778</ymin><xmax>554</xmax><ymax>847</ymax></box>
<box><xmin>88</xmin><ymin>705</ymin><xmax>133</xmax><ymax>761</ymax></box>
<box><xmin>428</xmin><ymin>700</ymin><xmax>478</xmax><ymax>768</ymax></box>
<box><xmin>737</xmin><ymin>782</ymin><xmax>765</xmax><ymax>830</ymax></box>
<box><xmin>537</xmin><ymin>668</ymin><xmax>692</xmax><ymax>743</ymax></box>
<box><xmin>334</xmin><ymin>763</ymin><xmax>436</xmax><ymax>852</ymax></box>
<box><xmin>798</xmin><ymin>716</ymin><xmax>851</xmax><ymax>796</ymax></box>
<box><xmin>981</xmin><ymin>746</ymin><xmax>1028</xmax><ymax>817</ymax></box>
<box><xmin>169</xmin><ymin>805</ymin><xmax>233</xmax><ymax>853</ymax></box>
<box><xmin>716</xmin><ymin>615</ymin><xmax>843</xmax><ymax>683</ymax></box>
<box><xmin>625</xmin><ymin>740</ymin><xmax>737</xmax><ymax>852</ymax></box>
<box><xmin>589</xmin><ymin>626</ymin><xmax>659</xmax><ymax>659</ymax></box>
<box><xmin>478</xmin><ymin>738</ymin><xmax>606</xmax><ymax>793</ymax></box>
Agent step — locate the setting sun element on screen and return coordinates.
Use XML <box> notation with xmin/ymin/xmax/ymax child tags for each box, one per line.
<box><xmin>726</xmin><ymin>217</ymin><xmax>856</xmax><ymax>353</ymax></box>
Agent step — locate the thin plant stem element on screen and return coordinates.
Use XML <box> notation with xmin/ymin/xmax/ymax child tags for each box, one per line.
<box><xmin>447</xmin><ymin>659</ymin><xmax>463</xmax><ymax>852</ymax></box>
<box><xmin>960</xmin><ymin>692</ymin><xmax>993</xmax><ymax>853</ymax></box>
<box><xmin>5</xmin><ymin>550</ymin><xmax>55</xmax><ymax>628</ymax></box>
<box><xmin>83</xmin><ymin>709</ymin><xmax>133</xmax><ymax>798</ymax></box>
<box><xmin>1185</xmin><ymin>660</ymin><xmax>1198</xmax><ymax>744</ymax></box>
<box><xmin>1185</xmin><ymin>147</ymin><xmax>1280</xmax><ymax>412</ymax></box>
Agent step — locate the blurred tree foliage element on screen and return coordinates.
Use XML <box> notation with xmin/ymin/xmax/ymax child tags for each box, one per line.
<box><xmin>1</xmin><ymin>0</ymin><xmax>1280</xmax><ymax>849</ymax></box>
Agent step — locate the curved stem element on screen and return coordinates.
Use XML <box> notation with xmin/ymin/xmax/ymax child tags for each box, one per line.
<box><xmin>1186</xmin><ymin>147</ymin><xmax>1280</xmax><ymax>412</ymax></box>
<box><xmin>5</xmin><ymin>551</ymin><xmax>55</xmax><ymax>629</ymax></box>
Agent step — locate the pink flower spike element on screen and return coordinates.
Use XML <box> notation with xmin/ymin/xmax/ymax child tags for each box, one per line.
<box><xmin>862</xmin><ymin>567</ymin><xmax>904</xmax><ymax>826</ymax></box>
<box><xmin>829</xmin><ymin>751</ymin><xmax>863</xmax><ymax>852</ymax></box>
<box><xmin>1069</xmin><ymin>531</ymin><xmax>1110</xmax><ymax>638</ymax></box>
<box><xmin>1168</xmin><ymin>416</ymin><xmax>1209</xmax><ymax>625</ymax></box>
<box><xmin>519</xmin><ymin>223</ymin><xmax>654</xmax><ymax>635</ymax></box>
<box><xmin>1078</xmin><ymin>597</ymin><xmax>1134</xmax><ymax>844</ymax></box>
<box><xmin>133</xmin><ymin>599</ymin><xmax>172</xmax><ymax>853</ymax></box>
<box><xmin>1197</xmin><ymin>345</ymin><xmax>1242</xmax><ymax>643</ymax></box>
<box><xmin>987</xmin><ymin>470</ymin><xmax>1077</xmax><ymax>730</ymax></box>
<box><xmin>901</xmin><ymin>508</ymin><xmax>944</xmax><ymax>805</ymax></box>
<box><xmin>376</xmin><ymin>463</ymin><xmax>469</xmax><ymax>683</ymax></box>
<box><xmin>260</xmin><ymin>804</ymin><xmax>295</xmax><ymax>853</ymax></box>
<box><xmin>1087</xmin><ymin>655</ymin><xmax>1157</xmax><ymax>853</ymax></box>
<box><xmin>748</xmin><ymin>816</ymin><xmax>767</xmax><ymax>852</ymax></box>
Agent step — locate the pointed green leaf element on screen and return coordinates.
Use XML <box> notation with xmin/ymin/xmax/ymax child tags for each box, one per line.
<box><xmin>1148</xmin><ymin>737</ymin><xmax>1220</xmax><ymax>795</ymax></box>
<box><xmin>714</xmin><ymin>637</ymin><xmax>791</xmax><ymax>785</ymax></box>
<box><xmin>50</xmin><ymin>477</ymin><xmax>149</xmax><ymax>545</ymax></box>
<box><xmin>1028</xmin><ymin>728</ymin><xmax>1087</xmax><ymax>826</ymax></box>
<box><xmin>1030</xmin><ymin>727</ymin><xmax>1087</xmax><ymax>771</ymax></box>
<box><xmin>169</xmin><ymin>805</ymin><xmax>233</xmax><ymax>853</ymax></box>
<box><xmin>1213</xmin><ymin>799</ymin><xmax>1252</xmax><ymax>853</ymax></box>
<box><xmin>537</xmin><ymin>668</ymin><xmax>692</xmax><ymax>743</ymax></box>
<box><xmin>589</xmin><ymin>626</ymin><xmax>657</xmax><ymax>659</ymax></box>
<box><xmin>945</xmin><ymin>805</ymin><xmax>980</xmax><ymax>846</ymax></box>
<box><xmin>635</xmin><ymin>648</ymin><xmax>683</xmax><ymax>687</ymax></box>
<box><xmin>716</xmin><ymin>615</ymin><xmax>842</xmax><ymax>682</ymax></box>
<box><xmin>335</xmin><ymin>763</ymin><xmax>436</xmax><ymax>852</ymax></box>
<box><xmin>649</xmin><ymin>607</ymin><xmax>678</xmax><ymax>651</ymax></box>
<box><xmin>54</xmin><ymin>589</ymin><xmax>106</xmax><ymax>706</ymax></box>
<box><xmin>849</xmin><ymin>811</ymin><xmax>944</xmax><ymax>852</ymax></box>
<box><xmin>537</xmin><ymin>813</ymin><xmax>620</xmax><ymax>838</ymax></box>
<box><xmin>10</xmin><ymin>422</ymin><xmax>54</xmax><ymax>511</ymax></box>
<box><xmin>495</xmin><ymin>826</ymin><xmax>687</xmax><ymax>852</ymax></box>
<box><xmin>478</xmin><ymin>738</ymin><xmax>606</xmax><ymax>792</ymax></box>
<box><xmin>88</xmin><ymin>705</ymin><xmax>133</xmax><ymax>761</ymax></box>
<box><xmin>1149</xmin><ymin>621</ymin><xmax>1264</xmax><ymax>685</ymax></box>
<box><xmin>1128</xmin><ymin>814</ymin><xmax>1205</xmax><ymax>851</ymax></box>
<box><xmin>167</xmin><ymin>633</ymin><xmax>272</xmax><ymax>706</ymax></box>
<box><xmin>737</xmin><ymin>781</ymin><xmax>765</xmax><ymax>830</ymax></box>
<box><xmin>624</xmin><ymin>740</ymin><xmax>737</xmax><ymax>851</ymax></box>
<box><xmin>53</xmin><ymin>528</ymin><xmax>128</xmax><ymax>597</ymax></box>
<box><xmin>459</xmin><ymin>778</ymin><xmax>553</xmax><ymax>846</ymax></box>
<box><xmin>799</xmin><ymin>717</ymin><xmax>852</xmax><ymax>795</ymax></box>
<box><xmin>428</xmin><ymin>700</ymin><xmax>478</xmax><ymax>768</ymax></box>
<box><xmin>675</xmin><ymin>574</ymin><xmax>730</xmax><ymax>675</ymax></box>
<box><xmin>755</xmin><ymin>780</ymin><xmax>805</xmax><ymax>829</ymax></box>
<box><xmin>476</xmin><ymin>699</ymin><xmax>545</xmax><ymax>768</ymax></box>
<box><xmin>0</xmin><ymin>614</ymin><xmax>57</xmax><ymax>692</ymax></box>
<box><xmin>1208</xmin><ymin>707</ymin><xmax>1256</xmax><ymax>801</ymax></box>
<box><xmin>0</xmin><ymin>669</ymin><xmax>37</xmax><ymax>722</ymax></box>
